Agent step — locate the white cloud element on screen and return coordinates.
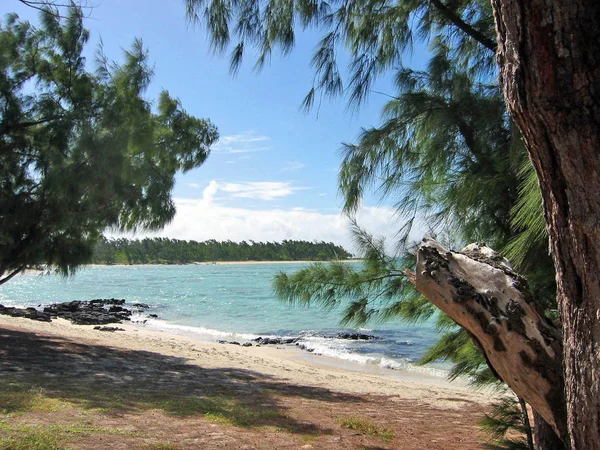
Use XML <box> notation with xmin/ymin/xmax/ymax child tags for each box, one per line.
<box><xmin>205</xmin><ymin>180</ymin><xmax>301</xmax><ymax>201</ymax></box>
<box><xmin>220</xmin><ymin>134</ymin><xmax>270</xmax><ymax>144</ymax></box>
<box><xmin>202</xmin><ymin>180</ymin><xmax>219</xmax><ymax>202</ymax></box>
<box><xmin>281</xmin><ymin>161</ymin><xmax>307</xmax><ymax>172</ymax></box>
<box><xmin>135</xmin><ymin>182</ymin><xmax>428</xmax><ymax>254</ymax></box>
<box><xmin>212</xmin><ymin>133</ymin><xmax>271</xmax><ymax>154</ymax></box>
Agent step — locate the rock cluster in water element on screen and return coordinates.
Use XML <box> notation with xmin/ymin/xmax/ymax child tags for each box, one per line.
<box><xmin>335</xmin><ymin>332</ymin><xmax>380</xmax><ymax>340</ymax></box>
<box><xmin>0</xmin><ymin>299</ymin><xmax>151</xmax><ymax>325</ymax></box>
<box><xmin>215</xmin><ymin>332</ymin><xmax>380</xmax><ymax>349</ymax></box>
<box><xmin>252</xmin><ymin>336</ymin><xmax>300</xmax><ymax>345</ymax></box>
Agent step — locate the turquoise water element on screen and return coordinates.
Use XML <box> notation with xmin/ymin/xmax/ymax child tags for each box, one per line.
<box><xmin>0</xmin><ymin>263</ymin><xmax>446</xmax><ymax>375</ymax></box>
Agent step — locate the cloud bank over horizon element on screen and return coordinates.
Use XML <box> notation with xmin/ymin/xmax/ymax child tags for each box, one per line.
<box><xmin>127</xmin><ymin>181</ymin><xmax>428</xmax><ymax>255</ymax></box>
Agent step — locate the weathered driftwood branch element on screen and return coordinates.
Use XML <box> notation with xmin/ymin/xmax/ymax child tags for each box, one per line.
<box><xmin>405</xmin><ymin>238</ymin><xmax>566</xmax><ymax>441</ymax></box>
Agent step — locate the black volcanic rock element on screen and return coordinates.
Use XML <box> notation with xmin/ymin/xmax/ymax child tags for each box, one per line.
<box><xmin>132</xmin><ymin>303</ymin><xmax>150</xmax><ymax>309</ymax></box>
<box><xmin>1</xmin><ymin>299</ymin><xmax>157</xmax><ymax>326</ymax></box>
<box><xmin>0</xmin><ymin>304</ymin><xmax>52</xmax><ymax>322</ymax></box>
<box><xmin>336</xmin><ymin>332</ymin><xmax>379</xmax><ymax>340</ymax></box>
<box><xmin>94</xmin><ymin>326</ymin><xmax>125</xmax><ymax>332</ymax></box>
<box><xmin>251</xmin><ymin>337</ymin><xmax>300</xmax><ymax>345</ymax></box>
<box><xmin>42</xmin><ymin>299</ymin><xmax>135</xmax><ymax>325</ymax></box>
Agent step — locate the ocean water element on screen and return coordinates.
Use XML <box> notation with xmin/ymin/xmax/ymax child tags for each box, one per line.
<box><xmin>0</xmin><ymin>263</ymin><xmax>448</xmax><ymax>376</ymax></box>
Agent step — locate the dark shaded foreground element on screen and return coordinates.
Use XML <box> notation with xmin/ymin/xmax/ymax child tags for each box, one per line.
<box><xmin>0</xmin><ymin>325</ymin><xmax>488</xmax><ymax>449</ymax></box>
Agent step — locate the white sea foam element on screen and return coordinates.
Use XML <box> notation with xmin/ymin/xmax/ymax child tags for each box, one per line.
<box><xmin>130</xmin><ymin>314</ymin><xmax>449</xmax><ymax>377</ymax></box>
<box><xmin>132</xmin><ymin>314</ymin><xmax>278</xmax><ymax>342</ymax></box>
<box><xmin>298</xmin><ymin>336</ymin><xmax>449</xmax><ymax>377</ymax></box>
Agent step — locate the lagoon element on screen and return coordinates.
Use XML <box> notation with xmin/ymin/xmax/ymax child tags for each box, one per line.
<box><xmin>0</xmin><ymin>263</ymin><xmax>446</xmax><ymax>375</ymax></box>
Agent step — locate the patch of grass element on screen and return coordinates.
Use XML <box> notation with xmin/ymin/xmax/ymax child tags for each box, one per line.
<box><xmin>257</xmin><ymin>425</ymin><xmax>290</xmax><ymax>433</ymax></box>
<box><xmin>160</xmin><ymin>397</ymin><xmax>215</xmax><ymax>417</ymax></box>
<box><xmin>300</xmin><ymin>433</ymin><xmax>319</xmax><ymax>442</ymax></box>
<box><xmin>0</xmin><ymin>385</ymin><xmax>72</xmax><ymax>417</ymax></box>
<box><xmin>0</xmin><ymin>422</ymin><xmax>137</xmax><ymax>436</ymax></box>
<box><xmin>337</xmin><ymin>417</ymin><xmax>395</xmax><ymax>442</ymax></box>
<box><xmin>0</xmin><ymin>375</ymin><xmax>289</xmax><ymax>434</ymax></box>
<box><xmin>47</xmin><ymin>424</ymin><xmax>138</xmax><ymax>437</ymax></box>
<box><xmin>161</xmin><ymin>396</ymin><xmax>282</xmax><ymax>427</ymax></box>
<box><xmin>0</xmin><ymin>422</ymin><xmax>139</xmax><ymax>450</ymax></box>
<box><xmin>203</xmin><ymin>412</ymin><xmax>233</xmax><ymax>425</ymax></box>
<box><xmin>74</xmin><ymin>395</ymin><xmax>126</xmax><ymax>414</ymax></box>
<box><xmin>0</xmin><ymin>377</ymin><xmax>283</xmax><ymax>429</ymax></box>
<box><xmin>0</xmin><ymin>429</ymin><xmax>62</xmax><ymax>450</ymax></box>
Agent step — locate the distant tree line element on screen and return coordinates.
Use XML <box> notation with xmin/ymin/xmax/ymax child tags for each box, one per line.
<box><xmin>91</xmin><ymin>238</ymin><xmax>353</xmax><ymax>264</ymax></box>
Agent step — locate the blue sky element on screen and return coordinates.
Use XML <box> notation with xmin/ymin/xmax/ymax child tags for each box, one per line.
<box><xmin>7</xmin><ymin>0</ymin><xmax>430</xmax><ymax>253</ymax></box>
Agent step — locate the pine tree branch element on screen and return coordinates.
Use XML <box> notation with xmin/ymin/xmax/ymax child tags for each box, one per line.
<box><xmin>17</xmin><ymin>0</ymin><xmax>95</xmax><ymax>17</ymax></box>
<box><xmin>0</xmin><ymin>266</ymin><xmax>26</xmax><ymax>286</ymax></box>
<box><xmin>428</xmin><ymin>0</ymin><xmax>498</xmax><ymax>52</ymax></box>
<box><xmin>0</xmin><ymin>116</ymin><xmax>65</xmax><ymax>136</ymax></box>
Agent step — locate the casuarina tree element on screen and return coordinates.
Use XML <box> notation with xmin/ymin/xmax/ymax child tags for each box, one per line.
<box><xmin>184</xmin><ymin>0</ymin><xmax>598</xmax><ymax>448</ymax></box>
<box><xmin>0</xmin><ymin>6</ymin><xmax>218</xmax><ymax>284</ymax></box>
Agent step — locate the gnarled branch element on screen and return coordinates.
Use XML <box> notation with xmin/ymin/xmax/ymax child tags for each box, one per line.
<box><xmin>406</xmin><ymin>238</ymin><xmax>566</xmax><ymax>441</ymax></box>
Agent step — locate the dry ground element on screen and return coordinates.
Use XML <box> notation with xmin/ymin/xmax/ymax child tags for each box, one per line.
<box><xmin>0</xmin><ymin>322</ymin><xmax>490</xmax><ymax>449</ymax></box>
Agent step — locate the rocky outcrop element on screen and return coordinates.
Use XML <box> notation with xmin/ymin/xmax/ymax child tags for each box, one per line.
<box><xmin>0</xmin><ymin>299</ymin><xmax>153</xmax><ymax>326</ymax></box>
<box><xmin>252</xmin><ymin>337</ymin><xmax>300</xmax><ymax>345</ymax></box>
<box><xmin>336</xmin><ymin>332</ymin><xmax>379</xmax><ymax>340</ymax></box>
<box><xmin>0</xmin><ymin>305</ymin><xmax>52</xmax><ymax>322</ymax></box>
<box><xmin>43</xmin><ymin>299</ymin><xmax>132</xmax><ymax>325</ymax></box>
<box><xmin>216</xmin><ymin>332</ymin><xmax>381</xmax><ymax>349</ymax></box>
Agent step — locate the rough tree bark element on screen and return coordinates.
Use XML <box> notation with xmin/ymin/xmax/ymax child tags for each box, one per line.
<box><xmin>534</xmin><ymin>411</ymin><xmax>567</xmax><ymax>450</ymax></box>
<box><xmin>489</xmin><ymin>1</ymin><xmax>600</xmax><ymax>448</ymax></box>
<box><xmin>406</xmin><ymin>240</ymin><xmax>567</xmax><ymax>441</ymax></box>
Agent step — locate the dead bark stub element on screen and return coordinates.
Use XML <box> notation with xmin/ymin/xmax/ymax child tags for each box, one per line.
<box><xmin>407</xmin><ymin>239</ymin><xmax>566</xmax><ymax>440</ymax></box>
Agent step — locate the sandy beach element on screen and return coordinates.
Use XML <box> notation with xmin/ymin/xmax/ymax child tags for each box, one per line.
<box><xmin>0</xmin><ymin>315</ymin><xmax>496</xmax><ymax>449</ymax></box>
<box><xmin>22</xmin><ymin>260</ymin><xmax>359</xmax><ymax>273</ymax></box>
<box><xmin>206</xmin><ymin>260</ymin><xmax>363</xmax><ymax>265</ymax></box>
<box><xmin>84</xmin><ymin>260</ymin><xmax>361</xmax><ymax>267</ymax></box>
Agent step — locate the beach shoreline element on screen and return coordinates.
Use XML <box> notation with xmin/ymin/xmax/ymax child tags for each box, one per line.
<box><xmin>0</xmin><ymin>314</ymin><xmax>490</xmax><ymax>405</ymax></box>
<box><xmin>16</xmin><ymin>260</ymin><xmax>361</xmax><ymax>274</ymax></box>
<box><xmin>15</xmin><ymin>260</ymin><xmax>364</xmax><ymax>275</ymax></box>
<box><xmin>83</xmin><ymin>259</ymin><xmax>362</xmax><ymax>266</ymax></box>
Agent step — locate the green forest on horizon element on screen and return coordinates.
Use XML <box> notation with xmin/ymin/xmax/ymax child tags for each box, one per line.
<box><xmin>90</xmin><ymin>238</ymin><xmax>353</xmax><ymax>265</ymax></box>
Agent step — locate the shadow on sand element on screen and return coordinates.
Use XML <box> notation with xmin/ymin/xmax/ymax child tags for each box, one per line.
<box><xmin>0</xmin><ymin>326</ymin><xmax>363</xmax><ymax>436</ymax></box>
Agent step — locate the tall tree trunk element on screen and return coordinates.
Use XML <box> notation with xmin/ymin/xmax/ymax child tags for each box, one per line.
<box><xmin>489</xmin><ymin>0</ymin><xmax>600</xmax><ymax>448</ymax></box>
